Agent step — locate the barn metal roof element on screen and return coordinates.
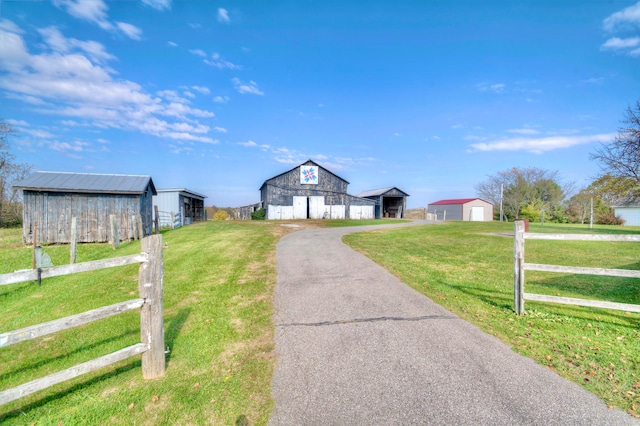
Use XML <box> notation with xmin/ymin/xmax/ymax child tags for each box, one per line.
<box><xmin>14</xmin><ymin>171</ymin><xmax>157</xmax><ymax>195</ymax></box>
<box><xmin>156</xmin><ymin>188</ymin><xmax>207</xmax><ymax>199</ymax></box>
<box><xmin>357</xmin><ymin>187</ymin><xmax>410</xmax><ymax>198</ymax></box>
<box><xmin>429</xmin><ymin>198</ymin><xmax>492</xmax><ymax>206</ymax></box>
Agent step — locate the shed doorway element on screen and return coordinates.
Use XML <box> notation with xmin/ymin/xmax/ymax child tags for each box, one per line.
<box><xmin>471</xmin><ymin>206</ymin><xmax>484</xmax><ymax>221</ymax></box>
<box><xmin>382</xmin><ymin>197</ymin><xmax>404</xmax><ymax>218</ymax></box>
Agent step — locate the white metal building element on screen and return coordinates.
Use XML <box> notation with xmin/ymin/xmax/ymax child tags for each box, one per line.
<box><xmin>427</xmin><ymin>198</ymin><xmax>493</xmax><ymax>221</ymax></box>
<box><xmin>153</xmin><ymin>188</ymin><xmax>206</xmax><ymax>227</ymax></box>
<box><xmin>612</xmin><ymin>200</ymin><xmax>640</xmax><ymax>226</ymax></box>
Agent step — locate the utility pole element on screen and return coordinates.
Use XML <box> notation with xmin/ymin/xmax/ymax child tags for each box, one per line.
<box><xmin>499</xmin><ymin>184</ymin><xmax>504</xmax><ymax>222</ymax></box>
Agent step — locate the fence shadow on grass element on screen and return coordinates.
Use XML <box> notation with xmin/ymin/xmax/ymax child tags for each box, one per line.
<box><xmin>0</xmin><ymin>361</ymin><xmax>141</xmax><ymax>422</ymax></box>
<box><xmin>164</xmin><ymin>307</ymin><xmax>191</xmax><ymax>363</ymax></box>
<box><xmin>2</xmin><ymin>328</ymin><xmax>140</xmax><ymax>378</ymax></box>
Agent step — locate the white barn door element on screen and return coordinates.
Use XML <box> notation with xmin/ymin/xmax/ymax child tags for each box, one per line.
<box><xmin>293</xmin><ymin>196</ymin><xmax>307</xmax><ymax>219</ymax></box>
<box><xmin>309</xmin><ymin>196</ymin><xmax>325</xmax><ymax>219</ymax></box>
<box><xmin>471</xmin><ymin>206</ymin><xmax>484</xmax><ymax>221</ymax></box>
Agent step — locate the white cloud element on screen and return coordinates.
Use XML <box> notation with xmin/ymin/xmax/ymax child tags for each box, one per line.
<box><xmin>477</xmin><ymin>82</ymin><xmax>505</xmax><ymax>93</ymax></box>
<box><xmin>214</xmin><ymin>126</ymin><xmax>227</xmax><ymax>133</ymax></box>
<box><xmin>0</xmin><ymin>21</ymin><xmax>217</xmax><ymax>145</ymax></box>
<box><xmin>183</xmin><ymin>91</ymin><xmax>195</xmax><ymax>98</ymax></box>
<box><xmin>231</xmin><ymin>78</ymin><xmax>264</xmax><ymax>95</ymax></box>
<box><xmin>49</xmin><ymin>140</ymin><xmax>89</xmax><ymax>152</ymax></box>
<box><xmin>469</xmin><ymin>133</ymin><xmax>615</xmax><ymax>154</ymax></box>
<box><xmin>213</xmin><ymin>95</ymin><xmax>230</xmax><ymax>103</ymax></box>
<box><xmin>603</xmin><ymin>1</ymin><xmax>640</xmax><ymax>32</ymax></box>
<box><xmin>601</xmin><ymin>36</ymin><xmax>640</xmax><ymax>50</ymax></box>
<box><xmin>115</xmin><ymin>22</ymin><xmax>142</xmax><ymax>40</ymax></box>
<box><xmin>52</xmin><ymin>0</ymin><xmax>143</xmax><ymax>40</ymax></box>
<box><xmin>141</xmin><ymin>0</ymin><xmax>172</xmax><ymax>11</ymax></box>
<box><xmin>239</xmin><ymin>140</ymin><xmax>257</xmax><ymax>147</ymax></box>
<box><xmin>506</xmin><ymin>128</ymin><xmax>540</xmax><ymax>135</ymax></box>
<box><xmin>189</xmin><ymin>48</ymin><xmax>207</xmax><ymax>57</ymax></box>
<box><xmin>167</xmin><ymin>41</ymin><xmax>178</xmax><ymax>47</ymax></box>
<box><xmin>190</xmin><ymin>86</ymin><xmax>210</xmax><ymax>94</ymax></box>
<box><xmin>217</xmin><ymin>8</ymin><xmax>230</xmax><ymax>23</ymax></box>
<box><xmin>204</xmin><ymin>53</ymin><xmax>241</xmax><ymax>70</ymax></box>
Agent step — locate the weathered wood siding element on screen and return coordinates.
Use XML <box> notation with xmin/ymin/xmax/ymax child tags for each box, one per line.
<box><xmin>22</xmin><ymin>188</ymin><xmax>153</xmax><ymax>244</ymax></box>
<box><xmin>261</xmin><ymin>161</ymin><xmax>375</xmax><ymax>219</ymax></box>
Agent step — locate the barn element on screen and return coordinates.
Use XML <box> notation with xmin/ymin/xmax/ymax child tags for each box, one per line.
<box><xmin>612</xmin><ymin>199</ymin><xmax>640</xmax><ymax>226</ymax></box>
<box><xmin>260</xmin><ymin>160</ymin><xmax>376</xmax><ymax>219</ymax></box>
<box><xmin>153</xmin><ymin>188</ymin><xmax>207</xmax><ymax>227</ymax></box>
<box><xmin>14</xmin><ymin>171</ymin><xmax>156</xmax><ymax>244</ymax></box>
<box><xmin>428</xmin><ymin>198</ymin><xmax>493</xmax><ymax>221</ymax></box>
<box><xmin>357</xmin><ymin>187</ymin><xmax>410</xmax><ymax>219</ymax></box>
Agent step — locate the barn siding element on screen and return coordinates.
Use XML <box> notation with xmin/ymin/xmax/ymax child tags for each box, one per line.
<box><xmin>22</xmin><ymin>190</ymin><xmax>151</xmax><ymax>244</ymax></box>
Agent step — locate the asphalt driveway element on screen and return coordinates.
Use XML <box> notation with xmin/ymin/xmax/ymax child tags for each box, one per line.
<box><xmin>269</xmin><ymin>222</ymin><xmax>638</xmax><ymax>425</ymax></box>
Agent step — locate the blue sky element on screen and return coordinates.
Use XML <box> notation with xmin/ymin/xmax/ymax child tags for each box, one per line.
<box><xmin>1</xmin><ymin>1</ymin><xmax>639</xmax><ymax>208</ymax></box>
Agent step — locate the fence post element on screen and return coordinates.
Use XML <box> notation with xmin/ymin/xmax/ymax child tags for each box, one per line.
<box><xmin>110</xmin><ymin>215</ymin><xmax>120</xmax><ymax>249</ymax></box>
<box><xmin>137</xmin><ymin>214</ymin><xmax>143</xmax><ymax>240</ymax></box>
<box><xmin>139</xmin><ymin>234</ymin><xmax>165</xmax><ymax>379</ymax></box>
<box><xmin>170</xmin><ymin>212</ymin><xmax>175</xmax><ymax>230</ymax></box>
<box><xmin>70</xmin><ymin>217</ymin><xmax>77</xmax><ymax>264</ymax></box>
<box><xmin>514</xmin><ymin>220</ymin><xmax>525</xmax><ymax>315</ymax></box>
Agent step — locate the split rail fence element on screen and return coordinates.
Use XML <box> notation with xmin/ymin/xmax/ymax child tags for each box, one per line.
<box><xmin>0</xmin><ymin>234</ymin><xmax>165</xmax><ymax>406</ymax></box>
<box><xmin>513</xmin><ymin>220</ymin><xmax>640</xmax><ymax>315</ymax></box>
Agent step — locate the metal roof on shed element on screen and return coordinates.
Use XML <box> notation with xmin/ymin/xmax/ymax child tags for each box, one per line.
<box><xmin>357</xmin><ymin>187</ymin><xmax>410</xmax><ymax>198</ymax></box>
<box><xmin>156</xmin><ymin>188</ymin><xmax>207</xmax><ymax>199</ymax></box>
<box><xmin>14</xmin><ymin>171</ymin><xmax>157</xmax><ymax>195</ymax></box>
<box><xmin>429</xmin><ymin>198</ymin><xmax>492</xmax><ymax>205</ymax></box>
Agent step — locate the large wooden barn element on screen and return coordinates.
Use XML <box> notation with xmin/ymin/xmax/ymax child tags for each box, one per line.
<box><xmin>260</xmin><ymin>160</ymin><xmax>377</xmax><ymax>219</ymax></box>
<box><xmin>15</xmin><ymin>171</ymin><xmax>157</xmax><ymax>244</ymax></box>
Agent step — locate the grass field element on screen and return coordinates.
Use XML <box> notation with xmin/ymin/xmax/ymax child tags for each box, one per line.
<box><xmin>1</xmin><ymin>221</ymin><xmax>280</xmax><ymax>425</ymax></box>
<box><xmin>344</xmin><ymin>221</ymin><xmax>640</xmax><ymax>417</ymax></box>
<box><xmin>1</xmin><ymin>219</ymin><xmax>639</xmax><ymax>422</ymax></box>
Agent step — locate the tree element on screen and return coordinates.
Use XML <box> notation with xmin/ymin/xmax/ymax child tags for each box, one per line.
<box><xmin>590</xmin><ymin>100</ymin><xmax>640</xmax><ymax>200</ymax></box>
<box><xmin>475</xmin><ymin>167</ymin><xmax>567</xmax><ymax>221</ymax></box>
<box><xmin>0</xmin><ymin>120</ymin><xmax>32</xmax><ymax>227</ymax></box>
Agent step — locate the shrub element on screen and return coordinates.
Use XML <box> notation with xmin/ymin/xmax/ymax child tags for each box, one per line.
<box><xmin>213</xmin><ymin>210</ymin><xmax>230</xmax><ymax>221</ymax></box>
<box><xmin>251</xmin><ymin>208</ymin><xmax>265</xmax><ymax>220</ymax></box>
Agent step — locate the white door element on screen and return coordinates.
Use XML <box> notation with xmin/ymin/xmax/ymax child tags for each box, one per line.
<box><xmin>293</xmin><ymin>196</ymin><xmax>307</xmax><ymax>219</ymax></box>
<box><xmin>471</xmin><ymin>206</ymin><xmax>484</xmax><ymax>221</ymax></box>
<box><xmin>309</xmin><ymin>196</ymin><xmax>325</xmax><ymax>219</ymax></box>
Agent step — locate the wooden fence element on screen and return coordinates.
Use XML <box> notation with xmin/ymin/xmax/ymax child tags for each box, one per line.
<box><xmin>0</xmin><ymin>234</ymin><xmax>165</xmax><ymax>406</ymax></box>
<box><xmin>513</xmin><ymin>220</ymin><xmax>640</xmax><ymax>315</ymax></box>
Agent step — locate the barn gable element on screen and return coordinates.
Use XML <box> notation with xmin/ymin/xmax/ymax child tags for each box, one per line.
<box><xmin>15</xmin><ymin>171</ymin><xmax>157</xmax><ymax>244</ymax></box>
<box><xmin>259</xmin><ymin>160</ymin><xmax>375</xmax><ymax>220</ymax></box>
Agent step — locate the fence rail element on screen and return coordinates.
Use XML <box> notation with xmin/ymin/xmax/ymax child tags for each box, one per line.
<box><xmin>0</xmin><ymin>235</ymin><xmax>165</xmax><ymax>406</ymax></box>
<box><xmin>513</xmin><ymin>220</ymin><xmax>640</xmax><ymax>315</ymax></box>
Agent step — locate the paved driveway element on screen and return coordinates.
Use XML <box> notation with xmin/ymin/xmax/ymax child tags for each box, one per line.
<box><xmin>269</xmin><ymin>222</ymin><xmax>637</xmax><ymax>425</ymax></box>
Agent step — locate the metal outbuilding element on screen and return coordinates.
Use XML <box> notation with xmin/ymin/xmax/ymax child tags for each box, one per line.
<box><xmin>357</xmin><ymin>187</ymin><xmax>410</xmax><ymax>219</ymax></box>
<box><xmin>611</xmin><ymin>199</ymin><xmax>640</xmax><ymax>226</ymax></box>
<box><xmin>260</xmin><ymin>160</ymin><xmax>376</xmax><ymax>219</ymax></box>
<box><xmin>14</xmin><ymin>171</ymin><xmax>157</xmax><ymax>243</ymax></box>
<box><xmin>428</xmin><ymin>198</ymin><xmax>494</xmax><ymax>221</ymax></box>
<box><xmin>153</xmin><ymin>188</ymin><xmax>207</xmax><ymax>228</ymax></box>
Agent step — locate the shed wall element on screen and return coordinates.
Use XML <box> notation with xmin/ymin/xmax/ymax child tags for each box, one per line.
<box><xmin>22</xmin><ymin>191</ymin><xmax>153</xmax><ymax>244</ymax></box>
<box><xmin>614</xmin><ymin>207</ymin><xmax>640</xmax><ymax>226</ymax></box>
<box><xmin>461</xmin><ymin>200</ymin><xmax>494</xmax><ymax>221</ymax></box>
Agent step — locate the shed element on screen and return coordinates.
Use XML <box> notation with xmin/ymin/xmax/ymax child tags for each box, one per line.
<box><xmin>153</xmin><ymin>188</ymin><xmax>207</xmax><ymax>227</ymax></box>
<box><xmin>357</xmin><ymin>187</ymin><xmax>410</xmax><ymax>219</ymax></box>
<box><xmin>14</xmin><ymin>171</ymin><xmax>157</xmax><ymax>244</ymax></box>
<box><xmin>612</xmin><ymin>200</ymin><xmax>640</xmax><ymax>226</ymax></box>
<box><xmin>260</xmin><ymin>160</ymin><xmax>376</xmax><ymax>219</ymax></box>
<box><xmin>428</xmin><ymin>198</ymin><xmax>493</xmax><ymax>221</ymax></box>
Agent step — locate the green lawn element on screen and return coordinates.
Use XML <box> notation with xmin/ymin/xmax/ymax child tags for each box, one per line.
<box><xmin>1</xmin><ymin>221</ymin><xmax>278</xmax><ymax>425</ymax></box>
<box><xmin>344</xmin><ymin>221</ymin><xmax>640</xmax><ymax>417</ymax></box>
<box><xmin>2</xmin><ymin>219</ymin><xmax>639</xmax><ymax>421</ymax></box>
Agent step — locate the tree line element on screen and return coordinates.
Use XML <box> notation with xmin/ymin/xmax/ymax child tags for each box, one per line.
<box><xmin>475</xmin><ymin>100</ymin><xmax>640</xmax><ymax>224</ymax></box>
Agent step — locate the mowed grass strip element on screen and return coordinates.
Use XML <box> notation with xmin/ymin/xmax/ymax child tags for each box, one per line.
<box><xmin>344</xmin><ymin>221</ymin><xmax>640</xmax><ymax>417</ymax></box>
<box><xmin>1</xmin><ymin>221</ymin><xmax>278</xmax><ymax>425</ymax></box>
